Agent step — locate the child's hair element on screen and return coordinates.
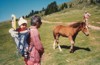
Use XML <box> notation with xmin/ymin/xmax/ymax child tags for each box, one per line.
<box><xmin>31</xmin><ymin>15</ymin><xmax>42</xmax><ymax>26</ymax></box>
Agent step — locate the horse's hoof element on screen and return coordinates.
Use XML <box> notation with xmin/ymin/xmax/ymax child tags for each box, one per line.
<box><xmin>70</xmin><ymin>50</ymin><xmax>74</xmax><ymax>53</ymax></box>
<box><xmin>53</xmin><ymin>47</ymin><xmax>55</xmax><ymax>50</ymax></box>
<box><xmin>60</xmin><ymin>50</ymin><xmax>62</xmax><ymax>52</ymax></box>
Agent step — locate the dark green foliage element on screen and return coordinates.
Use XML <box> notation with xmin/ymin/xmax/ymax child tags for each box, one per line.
<box><xmin>69</xmin><ymin>3</ymin><xmax>73</xmax><ymax>8</ymax></box>
<box><xmin>90</xmin><ymin>0</ymin><xmax>96</xmax><ymax>4</ymax></box>
<box><xmin>25</xmin><ymin>10</ymin><xmax>40</xmax><ymax>18</ymax></box>
<box><xmin>96</xmin><ymin>0</ymin><xmax>100</xmax><ymax>3</ymax></box>
<box><xmin>45</xmin><ymin>1</ymin><xmax>58</xmax><ymax>15</ymax></box>
<box><xmin>78</xmin><ymin>0</ymin><xmax>83</xmax><ymax>4</ymax></box>
<box><xmin>25</xmin><ymin>10</ymin><xmax>35</xmax><ymax>18</ymax></box>
<box><xmin>24</xmin><ymin>0</ymin><xmax>100</xmax><ymax>19</ymax></box>
<box><xmin>42</xmin><ymin>7</ymin><xmax>45</xmax><ymax>11</ymax></box>
<box><xmin>60</xmin><ymin>3</ymin><xmax>68</xmax><ymax>10</ymax></box>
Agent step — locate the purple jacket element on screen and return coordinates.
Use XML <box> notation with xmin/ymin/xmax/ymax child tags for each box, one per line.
<box><xmin>28</xmin><ymin>26</ymin><xmax>44</xmax><ymax>63</ymax></box>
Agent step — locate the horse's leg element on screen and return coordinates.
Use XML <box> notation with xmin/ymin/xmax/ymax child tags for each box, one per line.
<box><xmin>53</xmin><ymin>32</ymin><xmax>62</xmax><ymax>51</ymax></box>
<box><xmin>56</xmin><ymin>34</ymin><xmax>62</xmax><ymax>51</ymax></box>
<box><xmin>53</xmin><ymin>32</ymin><xmax>57</xmax><ymax>49</ymax></box>
<box><xmin>68</xmin><ymin>36</ymin><xmax>75</xmax><ymax>53</ymax></box>
<box><xmin>57</xmin><ymin>40</ymin><xmax>62</xmax><ymax>51</ymax></box>
<box><xmin>53</xmin><ymin>39</ymin><xmax>56</xmax><ymax>49</ymax></box>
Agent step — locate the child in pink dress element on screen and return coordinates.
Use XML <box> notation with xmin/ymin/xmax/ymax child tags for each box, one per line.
<box><xmin>83</xmin><ymin>11</ymin><xmax>91</xmax><ymax>25</ymax></box>
<box><xmin>27</xmin><ymin>15</ymin><xmax>44</xmax><ymax>65</ymax></box>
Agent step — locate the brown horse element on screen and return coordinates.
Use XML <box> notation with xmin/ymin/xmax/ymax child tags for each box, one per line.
<box><xmin>53</xmin><ymin>22</ymin><xmax>89</xmax><ymax>53</ymax></box>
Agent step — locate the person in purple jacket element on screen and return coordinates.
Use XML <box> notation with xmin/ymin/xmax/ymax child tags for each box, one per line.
<box><xmin>27</xmin><ymin>15</ymin><xmax>44</xmax><ymax>65</ymax></box>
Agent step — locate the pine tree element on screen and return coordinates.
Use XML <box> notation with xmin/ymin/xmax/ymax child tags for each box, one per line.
<box><xmin>96</xmin><ymin>0</ymin><xmax>100</xmax><ymax>3</ymax></box>
<box><xmin>45</xmin><ymin>1</ymin><xmax>58</xmax><ymax>15</ymax></box>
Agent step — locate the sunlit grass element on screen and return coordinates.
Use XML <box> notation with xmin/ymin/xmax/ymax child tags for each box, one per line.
<box><xmin>0</xmin><ymin>6</ymin><xmax>100</xmax><ymax>65</ymax></box>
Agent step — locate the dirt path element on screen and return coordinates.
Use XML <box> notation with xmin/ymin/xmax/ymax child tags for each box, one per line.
<box><xmin>88</xmin><ymin>25</ymin><xmax>100</xmax><ymax>30</ymax></box>
<box><xmin>42</xmin><ymin>20</ymin><xmax>62</xmax><ymax>24</ymax></box>
<box><xmin>42</xmin><ymin>20</ymin><xmax>100</xmax><ymax>31</ymax></box>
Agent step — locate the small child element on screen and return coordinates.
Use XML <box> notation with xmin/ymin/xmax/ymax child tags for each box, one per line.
<box><xmin>17</xmin><ymin>17</ymin><xmax>29</xmax><ymax>58</ymax></box>
<box><xmin>83</xmin><ymin>11</ymin><xmax>91</xmax><ymax>26</ymax></box>
<box><xmin>9</xmin><ymin>17</ymin><xmax>29</xmax><ymax>59</ymax></box>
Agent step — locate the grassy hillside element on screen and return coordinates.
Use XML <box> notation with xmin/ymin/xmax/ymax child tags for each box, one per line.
<box><xmin>42</xmin><ymin>6</ymin><xmax>100</xmax><ymax>26</ymax></box>
<box><xmin>0</xmin><ymin>5</ymin><xmax>100</xmax><ymax>65</ymax></box>
<box><xmin>0</xmin><ymin>21</ymin><xmax>24</xmax><ymax>65</ymax></box>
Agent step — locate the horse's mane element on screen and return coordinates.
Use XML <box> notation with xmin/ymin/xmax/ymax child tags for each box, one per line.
<box><xmin>69</xmin><ymin>21</ymin><xmax>85</xmax><ymax>28</ymax></box>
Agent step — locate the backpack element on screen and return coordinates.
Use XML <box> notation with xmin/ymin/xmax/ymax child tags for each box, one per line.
<box><xmin>9</xmin><ymin>29</ymin><xmax>29</xmax><ymax>58</ymax></box>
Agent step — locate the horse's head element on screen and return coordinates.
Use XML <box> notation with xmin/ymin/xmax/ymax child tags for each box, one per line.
<box><xmin>80</xmin><ymin>22</ymin><xmax>89</xmax><ymax>36</ymax></box>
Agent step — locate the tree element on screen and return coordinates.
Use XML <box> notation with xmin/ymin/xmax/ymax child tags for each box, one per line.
<box><xmin>42</xmin><ymin>7</ymin><xmax>45</xmax><ymax>11</ymax></box>
<box><xmin>96</xmin><ymin>0</ymin><xmax>100</xmax><ymax>3</ymax></box>
<box><xmin>34</xmin><ymin>11</ymin><xmax>39</xmax><ymax>14</ymax></box>
<box><xmin>90</xmin><ymin>0</ymin><xmax>96</xmax><ymax>4</ymax></box>
<box><xmin>69</xmin><ymin>3</ymin><xmax>73</xmax><ymax>8</ymax></box>
<box><xmin>60</xmin><ymin>3</ymin><xmax>68</xmax><ymax>10</ymax></box>
<box><xmin>25</xmin><ymin>15</ymin><xmax>28</xmax><ymax>18</ymax></box>
<box><xmin>78</xmin><ymin>0</ymin><xmax>83</xmax><ymax>4</ymax></box>
<box><xmin>64</xmin><ymin>3</ymin><xmax>68</xmax><ymax>8</ymax></box>
<box><xmin>45</xmin><ymin>1</ymin><xmax>58</xmax><ymax>15</ymax></box>
<box><xmin>26</xmin><ymin>10</ymin><xmax>35</xmax><ymax>18</ymax></box>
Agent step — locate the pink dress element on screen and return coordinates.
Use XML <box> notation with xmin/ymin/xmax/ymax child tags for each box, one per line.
<box><xmin>26</xmin><ymin>26</ymin><xmax>44</xmax><ymax>65</ymax></box>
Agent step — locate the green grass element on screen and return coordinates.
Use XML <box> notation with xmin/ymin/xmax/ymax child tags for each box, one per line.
<box><xmin>40</xmin><ymin>23</ymin><xmax>100</xmax><ymax>65</ymax></box>
<box><xmin>42</xmin><ymin>9</ymin><xmax>83</xmax><ymax>22</ymax></box>
<box><xmin>0</xmin><ymin>21</ymin><xmax>24</xmax><ymax>65</ymax></box>
<box><xmin>0</xmin><ymin>6</ymin><xmax>100</xmax><ymax>65</ymax></box>
<box><xmin>42</xmin><ymin>6</ymin><xmax>100</xmax><ymax>27</ymax></box>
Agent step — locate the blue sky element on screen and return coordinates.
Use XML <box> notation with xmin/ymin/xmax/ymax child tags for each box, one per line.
<box><xmin>0</xmin><ymin>0</ymin><xmax>70</xmax><ymax>22</ymax></box>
